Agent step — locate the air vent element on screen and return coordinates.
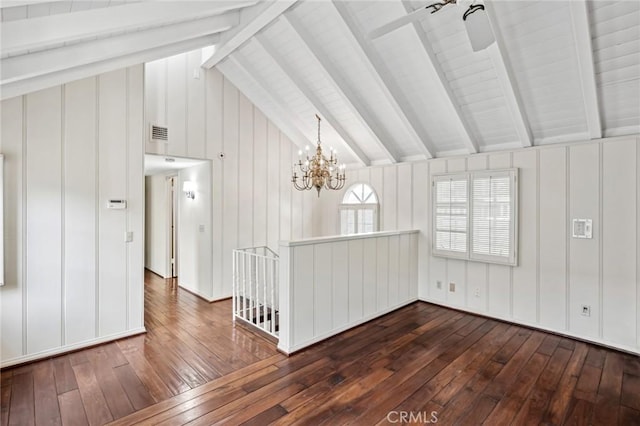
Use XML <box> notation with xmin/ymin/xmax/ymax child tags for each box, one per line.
<box><xmin>150</xmin><ymin>124</ymin><xmax>168</xmax><ymax>142</ymax></box>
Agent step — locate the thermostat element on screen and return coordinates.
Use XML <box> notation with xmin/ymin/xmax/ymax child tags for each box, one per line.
<box><xmin>572</xmin><ymin>219</ymin><xmax>592</xmax><ymax>239</ymax></box>
<box><xmin>107</xmin><ymin>200</ymin><xmax>127</xmax><ymax>209</ymax></box>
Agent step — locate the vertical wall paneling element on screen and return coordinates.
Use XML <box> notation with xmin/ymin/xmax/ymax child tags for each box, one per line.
<box><xmin>332</xmin><ymin>241</ymin><xmax>349</xmax><ymax>327</ymax></box>
<box><xmin>98</xmin><ymin>70</ymin><xmax>128</xmax><ymax>336</ymax></box>
<box><xmin>412</xmin><ymin>162</ymin><xmax>429</xmax><ymax>299</ymax></box>
<box><xmin>26</xmin><ymin>86</ymin><xmax>63</xmax><ymax>353</ymax></box>
<box><xmin>383</xmin><ymin>166</ymin><xmax>397</xmax><ymax>230</ymax></box>
<box><xmin>397</xmin><ymin>164</ymin><xmax>413</xmax><ymax>229</ymax></box>
<box><xmin>64</xmin><ymin>77</ymin><xmax>97</xmax><ymax>345</ymax></box>
<box><xmin>376</xmin><ymin>236</ymin><xmax>390</xmax><ymax>311</ymax></box>
<box><xmin>512</xmin><ymin>150</ymin><xmax>537</xmax><ymax>323</ymax></box>
<box><xmin>127</xmin><ymin>65</ymin><xmax>145</xmax><ymax>329</ymax></box>
<box><xmin>487</xmin><ymin>153</ymin><xmax>512</xmax><ymax>317</ymax></box>
<box><xmin>167</xmin><ymin>54</ymin><xmax>187</xmax><ymax>156</ymax></box>
<box><xmin>1</xmin><ymin>65</ymin><xmax>145</xmax><ymax>366</ymax></box>
<box><xmin>292</xmin><ymin>245</ymin><xmax>314</xmax><ymax>344</ymax></box>
<box><xmin>602</xmin><ymin>139</ymin><xmax>636</xmax><ymax>346</ymax></box>
<box><xmin>221</xmin><ymin>77</ymin><xmax>239</xmax><ymax>296</ymax></box>
<box><xmin>1</xmin><ymin>96</ymin><xmax>24</xmax><ymax>360</ymax></box>
<box><xmin>428</xmin><ymin>159</ymin><xmax>447</xmax><ymax>302</ymax></box>
<box><xmin>267</xmin><ymin>121</ymin><xmax>280</xmax><ymax>251</ymax></box>
<box><xmin>569</xmin><ymin>144</ymin><xmax>600</xmax><ymax>338</ymax></box>
<box><xmin>348</xmin><ymin>239</ymin><xmax>364</xmax><ymax>321</ymax></box>
<box><xmin>466</xmin><ymin>155</ymin><xmax>488</xmax><ymax>312</ymax></box>
<box><xmin>253</xmin><ymin>110</ymin><xmax>268</xmax><ymax>247</ymax></box>
<box><xmin>206</xmin><ymin>69</ymin><xmax>224</xmax><ymax>296</ymax></box>
<box><xmin>279</xmin><ymin>231</ymin><xmax>419</xmax><ymax>354</ymax></box>
<box><xmin>538</xmin><ymin>147</ymin><xmax>567</xmax><ymax>330</ymax></box>
<box><xmin>186</xmin><ymin>51</ymin><xmax>206</xmax><ymax>159</ymax></box>
<box><xmin>238</xmin><ymin>93</ymin><xmax>254</xmax><ymax>248</ymax></box>
<box><xmin>314</xmin><ymin>243</ymin><xmax>333</xmax><ymax>335</ymax></box>
<box><xmin>279</xmin><ymin>134</ymin><xmax>292</xmax><ymax>243</ymax></box>
<box><xmin>362</xmin><ymin>237</ymin><xmax>377</xmax><ymax>317</ymax></box>
<box><xmin>398</xmin><ymin>234</ymin><xmax>410</xmax><ymax>302</ymax></box>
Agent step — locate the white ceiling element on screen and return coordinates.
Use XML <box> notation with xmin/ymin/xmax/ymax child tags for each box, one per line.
<box><xmin>1</xmin><ymin>0</ymin><xmax>639</xmax><ymax>164</ymax></box>
<box><xmin>144</xmin><ymin>154</ymin><xmax>207</xmax><ymax>176</ymax></box>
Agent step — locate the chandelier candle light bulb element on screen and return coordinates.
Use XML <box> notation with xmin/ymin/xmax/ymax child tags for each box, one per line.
<box><xmin>292</xmin><ymin>114</ymin><xmax>346</xmax><ymax>197</ymax></box>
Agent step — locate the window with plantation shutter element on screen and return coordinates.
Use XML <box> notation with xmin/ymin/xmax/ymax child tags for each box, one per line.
<box><xmin>432</xmin><ymin>169</ymin><xmax>518</xmax><ymax>266</ymax></box>
<box><xmin>470</xmin><ymin>170</ymin><xmax>517</xmax><ymax>264</ymax></box>
<box><xmin>433</xmin><ymin>175</ymin><xmax>468</xmax><ymax>257</ymax></box>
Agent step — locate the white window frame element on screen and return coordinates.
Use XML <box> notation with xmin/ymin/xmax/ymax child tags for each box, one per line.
<box><xmin>432</xmin><ymin>169</ymin><xmax>518</xmax><ymax>266</ymax></box>
<box><xmin>0</xmin><ymin>154</ymin><xmax>4</xmax><ymax>286</ymax></box>
<box><xmin>339</xmin><ymin>183</ymin><xmax>379</xmax><ymax>235</ymax></box>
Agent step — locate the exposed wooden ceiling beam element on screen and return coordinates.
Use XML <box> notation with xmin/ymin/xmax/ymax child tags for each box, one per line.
<box><xmin>402</xmin><ymin>1</ymin><xmax>478</xmax><ymax>154</ymax></box>
<box><xmin>1</xmin><ymin>1</ymin><xmax>255</xmax><ymax>57</ymax></box>
<box><xmin>221</xmin><ymin>53</ymin><xmax>314</xmax><ymax>151</ymax></box>
<box><xmin>569</xmin><ymin>0</ymin><xmax>602</xmax><ymax>140</ymax></box>
<box><xmin>254</xmin><ymin>34</ymin><xmax>371</xmax><ymax>166</ymax></box>
<box><xmin>283</xmin><ymin>14</ymin><xmax>399</xmax><ymax>164</ymax></box>
<box><xmin>485</xmin><ymin>1</ymin><xmax>533</xmax><ymax>148</ymax></box>
<box><xmin>331</xmin><ymin>1</ymin><xmax>435</xmax><ymax>158</ymax></box>
<box><xmin>1</xmin><ymin>34</ymin><xmax>219</xmax><ymax>100</ymax></box>
<box><xmin>1</xmin><ymin>11</ymin><xmax>238</xmax><ymax>100</ymax></box>
<box><xmin>201</xmin><ymin>0</ymin><xmax>298</xmax><ymax>69</ymax></box>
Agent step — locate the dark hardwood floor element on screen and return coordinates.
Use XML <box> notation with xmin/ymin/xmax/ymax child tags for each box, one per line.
<box><xmin>2</xmin><ymin>271</ymin><xmax>640</xmax><ymax>425</ymax></box>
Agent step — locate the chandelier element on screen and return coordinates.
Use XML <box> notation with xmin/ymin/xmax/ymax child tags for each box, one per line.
<box><xmin>292</xmin><ymin>115</ymin><xmax>346</xmax><ymax>197</ymax></box>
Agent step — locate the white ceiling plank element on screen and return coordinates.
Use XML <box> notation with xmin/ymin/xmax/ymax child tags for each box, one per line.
<box><xmin>255</xmin><ymin>33</ymin><xmax>371</xmax><ymax>166</ymax></box>
<box><xmin>569</xmin><ymin>0</ymin><xmax>602</xmax><ymax>140</ymax></box>
<box><xmin>223</xmin><ymin>53</ymin><xmax>314</xmax><ymax>151</ymax></box>
<box><xmin>485</xmin><ymin>1</ymin><xmax>533</xmax><ymax>148</ymax></box>
<box><xmin>331</xmin><ymin>1</ymin><xmax>435</xmax><ymax>158</ymax></box>
<box><xmin>201</xmin><ymin>0</ymin><xmax>298</xmax><ymax>69</ymax></box>
<box><xmin>1</xmin><ymin>0</ymin><xmax>256</xmax><ymax>57</ymax></box>
<box><xmin>283</xmin><ymin>13</ymin><xmax>400</xmax><ymax>164</ymax></box>
<box><xmin>1</xmin><ymin>13</ymin><xmax>238</xmax><ymax>83</ymax></box>
<box><xmin>402</xmin><ymin>0</ymin><xmax>478</xmax><ymax>154</ymax></box>
<box><xmin>1</xmin><ymin>34</ymin><xmax>219</xmax><ymax>100</ymax></box>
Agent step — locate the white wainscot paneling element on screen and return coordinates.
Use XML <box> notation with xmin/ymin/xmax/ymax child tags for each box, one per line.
<box><xmin>602</xmin><ymin>139</ymin><xmax>636</xmax><ymax>347</ymax></box>
<box><xmin>279</xmin><ymin>230</ymin><xmax>419</xmax><ymax>354</ymax></box>
<box><xmin>569</xmin><ymin>144</ymin><xmax>600</xmax><ymax>339</ymax></box>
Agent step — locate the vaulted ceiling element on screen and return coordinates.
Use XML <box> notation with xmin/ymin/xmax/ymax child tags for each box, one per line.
<box><xmin>2</xmin><ymin>0</ymin><xmax>639</xmax><ymax>164</ymax></box>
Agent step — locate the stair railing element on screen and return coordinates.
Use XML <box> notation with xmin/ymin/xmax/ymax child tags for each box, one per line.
<box><xmin>232</xmin><ymin>246</ymin><xmax>279</xmax><ymax>338</ymax></box>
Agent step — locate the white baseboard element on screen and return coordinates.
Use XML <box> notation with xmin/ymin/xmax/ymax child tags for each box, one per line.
<box><xmin>419</xmin><ymin>298</ymin><xmax>640</xmax><ymax>356</ymax></box>
<box><xmin>1</xmin><ymin>327</ymin><xmax>147</xmax><ymax>368</ymax></box>
<box><xmin>278</xmin><ymin>298</ymin><xmax>418</xmax><ymax>355</ymax></box>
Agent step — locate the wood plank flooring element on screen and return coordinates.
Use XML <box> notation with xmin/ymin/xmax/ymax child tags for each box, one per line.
<box><xmin>1</xmin><ymin>270</ymin><xmax>639</xmax><ymax>425</ymax></box>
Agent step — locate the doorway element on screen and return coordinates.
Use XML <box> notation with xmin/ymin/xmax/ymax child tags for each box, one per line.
<box><xmin>143</xmin><ymin>154</ymin><xmax>213</xmax><ymax>299</ymax></box>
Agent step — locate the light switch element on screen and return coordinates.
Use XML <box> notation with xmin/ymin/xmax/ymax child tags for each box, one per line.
<box><xmin>125</xmin><ymin>231</ymin><xmax>133</xmax><ymax>242</ymax></box>
<box><xmin>199</xmin><ymin>224</ymin><xmax>205</xmax><ymax>233</ymax></box>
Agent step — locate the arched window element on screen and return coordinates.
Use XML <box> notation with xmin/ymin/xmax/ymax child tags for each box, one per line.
<box><xmin>340</xmin><ymin>183</ymin><xmax>379</xmax><ymax>235</ymax></box>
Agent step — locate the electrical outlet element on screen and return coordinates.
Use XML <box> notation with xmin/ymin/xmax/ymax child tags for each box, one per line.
<box><xmin>125</xmin><ymin>231</ymin><xmax>133</xmax><ymax>243</ymax></box>
<box><xmin>449</xmin><ymin>282</ymin><xmax>456</xmax><ymax>292</ymax></box>
<box><xmin>436</xmin><ymin>281</ymin><xmax>442</xmax><ymax>290</ymax></box>
<box><xmin>581</xmin><ymin>305</ymin><xmax>591</xmax><ymax>317</ymax></box>
<box><xmin>474</xmin><ymin>288</ymin><xmax>480</xmax><ymax>298</ymax></box>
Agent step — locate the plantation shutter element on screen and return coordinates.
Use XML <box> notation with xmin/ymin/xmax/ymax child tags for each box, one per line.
<box><xmin>470</xmin><ymin>170</ymin><xmax>517</xmax><ymax>264</ymax></box>
<box><xmin>433</xmin><ymin>175</ymin><xmax>468</xmax><ymax>256</ymax></box>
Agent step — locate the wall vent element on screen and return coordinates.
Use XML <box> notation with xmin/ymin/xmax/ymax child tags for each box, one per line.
<box><xmin>150</xmin><ymin>124</ymin><xmax>168</xmax><ymax>142</ymax></box>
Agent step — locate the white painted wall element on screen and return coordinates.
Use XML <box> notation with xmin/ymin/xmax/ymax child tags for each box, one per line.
<box><xmin>144</xmin><ymin>174</ymin><xmax>170</xmax><ymax>278</ymax></box>
<box><xmin>0</xmin><ymin>65</ymin><xmax>145</xmax><ymax>367</ymax></box>
<box><xmin>314</xmin><ymin>136</ymin><xmax>640</xmax><ymax>354</ymax></box>
<box><xmin>177</xmin><ymin>162</ymin><xmax>213</xmax><ymax>299</ymax></box>
<box><xmin>145</xmin><ymin>50</ymin><xmax>316</xmax><ymax>301</ymax></box>
<box><xmin>278</xmin><ymin>230</ymin><xmax>419</xmax><ymax>354</ymax></box>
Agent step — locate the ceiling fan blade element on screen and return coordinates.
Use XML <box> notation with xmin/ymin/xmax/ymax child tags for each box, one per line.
<box><xmin>369</xmin><ymin>6</ymin><xmax>434</xmax><ymax>39</ymax></box>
